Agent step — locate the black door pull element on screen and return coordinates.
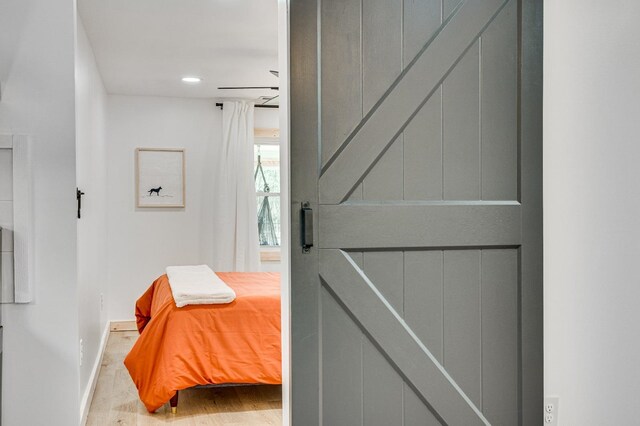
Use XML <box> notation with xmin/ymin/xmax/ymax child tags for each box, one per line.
<box><xmin>301</xmin><ymin>202</ymin><xmax>313</xmax><ymax>253</ymax></box>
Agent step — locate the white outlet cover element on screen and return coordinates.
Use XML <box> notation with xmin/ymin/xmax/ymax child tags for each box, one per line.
<box><xmin>544</xmin><ymin>396</ymin><xmax>559</xmax><ymax>426</ymax></box>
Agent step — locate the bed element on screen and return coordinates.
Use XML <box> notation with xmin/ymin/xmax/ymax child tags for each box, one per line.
<box><xmin>124</xmin><ymin>272</ymin><xmax>281</xmax><ymax>413</ymax></box>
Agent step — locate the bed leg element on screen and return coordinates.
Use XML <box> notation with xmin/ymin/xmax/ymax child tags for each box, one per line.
<box><xmin>170</xmin><ymin>391</ymin><xmax>179</xmax><ymax>414</ymax></box>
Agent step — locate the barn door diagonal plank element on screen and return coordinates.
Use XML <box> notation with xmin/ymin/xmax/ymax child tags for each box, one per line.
<box><xmin>319</xmin><ymin>0</ymin><xmax>510</xmax><ymax>204</ymax></box>
<box><xmin>319</xmin><ymin>249</ymin><xmax>490</xmax><ymax>426</ymax></box>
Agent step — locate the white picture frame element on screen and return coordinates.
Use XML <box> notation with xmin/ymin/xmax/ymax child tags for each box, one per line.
<box><xmin>136</xmin><ymin>148</ymin><xmax>185</xmax><ymax>208</ymax></box>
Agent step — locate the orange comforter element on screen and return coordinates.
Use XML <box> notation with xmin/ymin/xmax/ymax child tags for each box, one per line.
<box><xmin>124</xmin><ymin>272</ymin><xmax>281</xmax><ymax>413</ymax></box>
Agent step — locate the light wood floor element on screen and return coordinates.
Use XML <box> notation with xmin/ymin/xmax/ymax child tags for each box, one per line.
<box><xmin>86</xmin><ymin>331</ymin><xmax>282</xmax><ymax>425</ymax></box>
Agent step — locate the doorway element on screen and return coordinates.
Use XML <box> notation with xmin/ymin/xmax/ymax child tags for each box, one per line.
<box><xmin>77</xmin><ymin>0</ymin><xmax>291</xmax><ymax>423</ymax></box>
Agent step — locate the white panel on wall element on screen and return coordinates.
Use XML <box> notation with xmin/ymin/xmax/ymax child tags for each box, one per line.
<box><xmin>12</xmin><ymin>135</ymin><xmax>34</xmax><ymax>303</ymax></box>
<box><xmin>0</xmin><ymin>145</ymin><xmax>12</xmax><ymax>199</ymax></box>
<box><xmin>1</xmin><ymin>251</ymin><xmax>15</xmax><ymax>301</ymax></box>
<box><xmin>0</xmin><ymin>135</ymin><xmax>14</xmax><ymax>303</ymax></box>
<box><xmin>0</xmin><ymin>135</ymin><xmax>11</xmax><ymax>148</ymax></box>
<box><xmin>0</xmin><ymin>134</ymin><xmax>34</xmax><ymax>304</ymax></box>
<box><xmin>0</xmin><ymin>202</ymin><xmax>13</xmax><ymax>249</ymax></box>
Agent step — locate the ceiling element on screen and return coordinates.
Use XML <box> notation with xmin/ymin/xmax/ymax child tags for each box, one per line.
<box><xmin>78</xmin><ymin>0</ymin><xmax>279</xmax><ymax>101</ymax></box>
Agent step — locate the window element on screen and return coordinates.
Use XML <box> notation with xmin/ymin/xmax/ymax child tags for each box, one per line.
<box><xmin>254</xmin><ymin>138</ymin><xmax>280</xmax><ymax>249</ymax></box>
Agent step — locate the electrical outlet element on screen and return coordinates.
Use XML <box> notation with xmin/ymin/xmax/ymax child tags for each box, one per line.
<box><xmin>544</xmin><ymin>396</ymin><xmax>559</xmax><ymax>425</ymax></box>
<box><xmin>79</xmin><ymin>338</ymin><xmax>84</xmax><ymax>366</ymax></box>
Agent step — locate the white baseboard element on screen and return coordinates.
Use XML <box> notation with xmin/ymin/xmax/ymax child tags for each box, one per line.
<box><xmin>79</xmin><ymin>322</ymin><xmax>110</xmax><ymax>426</ymax></box>
<box><xmin>110</xmin><ymin>319</ymin><xmax>137</xmax><ymax>332</ymax></box>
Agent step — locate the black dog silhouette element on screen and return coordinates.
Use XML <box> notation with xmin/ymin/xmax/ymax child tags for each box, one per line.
<box><xmin>148</xmin><ymin>186</ymin><xmax>163</xmax><ymax>196</ymax></box>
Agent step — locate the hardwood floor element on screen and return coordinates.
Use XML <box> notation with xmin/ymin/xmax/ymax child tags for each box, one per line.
<box><xmin>86</xmin><ymin>331</ymin><xmax>282</xmax><ymax>425</ymax></box>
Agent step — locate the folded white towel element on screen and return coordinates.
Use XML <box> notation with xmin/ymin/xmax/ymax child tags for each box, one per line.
<box><xmin>166</xmin><ymin>265</ymin><xmax>236</xmax><ymax>307</ymax></box>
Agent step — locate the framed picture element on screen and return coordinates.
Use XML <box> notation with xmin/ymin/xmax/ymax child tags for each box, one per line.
<box><xmin>136</xmin><ymin>148</ymin><xmax>185</xmax><ymax>208</ymax></box>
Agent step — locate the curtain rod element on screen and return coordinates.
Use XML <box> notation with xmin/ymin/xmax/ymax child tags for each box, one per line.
<box><xmin>215</xmin><ymin>103</ymin><xmax>279</xmax><ymax>110</ymax></box>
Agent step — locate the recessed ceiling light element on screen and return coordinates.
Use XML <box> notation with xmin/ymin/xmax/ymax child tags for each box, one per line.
<box><xmin>182</xmin><ymin>77</ymin><xmax>202</xmax><ymax>83</ymax></box>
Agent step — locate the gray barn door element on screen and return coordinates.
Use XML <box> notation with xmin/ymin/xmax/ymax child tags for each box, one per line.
<box><xmin>290</xmin><ymin>1</ymin><xmax>542</xmax><ymax>425</ymax></box>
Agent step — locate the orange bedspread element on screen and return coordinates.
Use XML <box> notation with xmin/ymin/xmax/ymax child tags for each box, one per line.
<box><xmin>124</xmin><ymin>272</ymin><xmax>281</xmax><ymax>413</ymax></box>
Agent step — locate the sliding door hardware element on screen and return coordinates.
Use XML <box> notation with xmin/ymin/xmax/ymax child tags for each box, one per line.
<box><xmin>301</xmin><ymin>202</ymin><xmax>313</xmax><ymax>253</ymax></box>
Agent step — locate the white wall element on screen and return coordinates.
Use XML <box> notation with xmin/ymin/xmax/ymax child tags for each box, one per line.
<box><xmin>0</xmin><ymin>0</ymin><xmax>80</xmax><ymax>424</ymax></box>
<box><xmin>544</xmin><ymin>1</ymin><xmax>640</xmax><ymax>424</ymax></box>
<box><xmin>75</xmin><ymin>15</ymin><xmax>108</xmax><ymax>422</ymax></box>
<box><xmin>255</xmin><ymin>107</ymin><xmax>280</xmax><ymax>128</ymax></box>
<box><xmin>106</xmin><ymin>95</ymin><xmax>219</xmax><ymax>320</ymax></box>
<box><xmin>106</xmin><ymin>96</ymin><xmax>280</xmax><ymax>321</ymax></box>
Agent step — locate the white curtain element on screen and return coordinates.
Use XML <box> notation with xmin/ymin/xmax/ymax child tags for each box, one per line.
<box><xmin>212</xmin><ymin>101</ymin><xmax>260</xmax><ymax>271</ymax></box>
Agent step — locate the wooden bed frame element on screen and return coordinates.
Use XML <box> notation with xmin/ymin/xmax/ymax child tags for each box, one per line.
<box><xmin>169</xmin><ymin>392</ymin><xmax>179</xmax><ymax>414</ymax></box>
<box><xmin>169</xmin><ymin>383</ymin><xmax>259</xmax><ymax>413</ymax></box>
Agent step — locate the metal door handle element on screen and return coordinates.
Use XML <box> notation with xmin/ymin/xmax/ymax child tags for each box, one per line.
<box><xmin>301</xmin><ymin>202</ymin><xmax>313</xmax><ymax>253</ymax></box>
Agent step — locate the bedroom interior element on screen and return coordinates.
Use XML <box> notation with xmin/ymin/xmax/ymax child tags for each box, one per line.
<box><xmin>73</xmin><ymin>0</ymin><xmax>288</xmax><ymax>423</ymax></box>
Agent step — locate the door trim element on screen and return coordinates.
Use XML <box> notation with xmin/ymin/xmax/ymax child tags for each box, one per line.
<box><xmin>519</xmin><ymin>0</ymin><xmax>544</xmax><ymax>422</ymax></box>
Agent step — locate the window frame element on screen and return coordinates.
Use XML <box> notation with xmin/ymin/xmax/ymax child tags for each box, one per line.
<box><xmin>254</xmin><ymin>129</ymin><xmax>281</xmax><ymax>262</ymax></box>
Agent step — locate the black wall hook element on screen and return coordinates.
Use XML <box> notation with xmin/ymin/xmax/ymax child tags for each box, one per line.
<box><xmin>77</xmin><ymin>188</ymin><xmax>85</xmax><ymax>219</ymax></box>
